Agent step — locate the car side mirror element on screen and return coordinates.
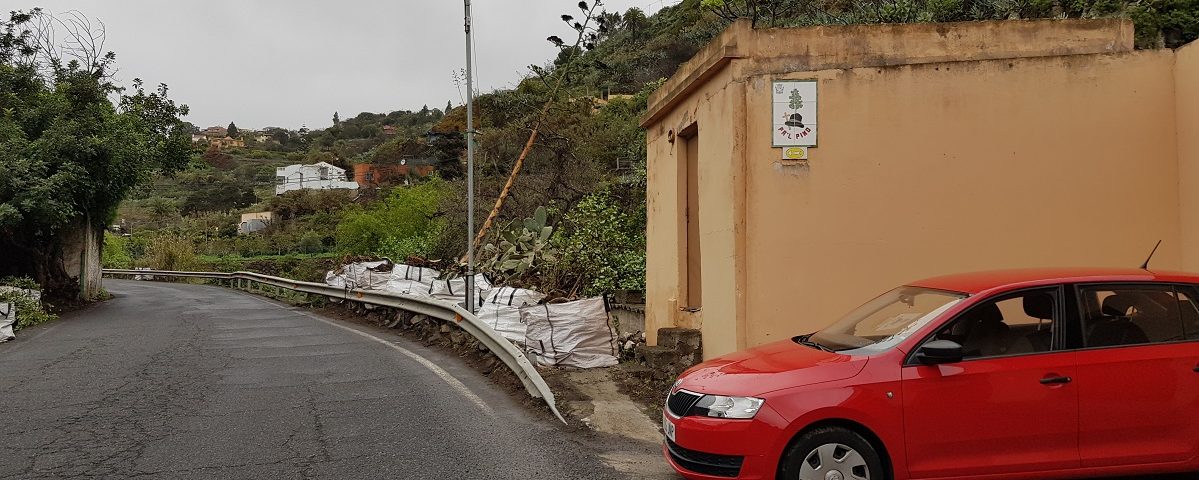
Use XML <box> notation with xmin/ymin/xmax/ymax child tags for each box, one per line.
<box><xmin>917</xmin><ymin>340</ymin><xmax>964</xmax><ymax>365</ymax></box>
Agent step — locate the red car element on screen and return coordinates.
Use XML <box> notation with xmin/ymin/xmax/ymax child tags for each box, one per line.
<box><xmin>662</xmin><ymin>268</ymin><xmax>1199</xmax><ymax>480</ymax></box>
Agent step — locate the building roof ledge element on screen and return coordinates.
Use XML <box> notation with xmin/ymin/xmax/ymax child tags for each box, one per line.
<box><xmin>642</xmin><ymin>18</ymin><xmax>1134</xmax><ymax>128</ymax></box>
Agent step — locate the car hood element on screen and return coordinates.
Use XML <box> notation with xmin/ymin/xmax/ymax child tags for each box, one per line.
<box><xmin>675</xmin><ymin>340</ymin><xmax>869</xmax><ymax>397</ymax></box>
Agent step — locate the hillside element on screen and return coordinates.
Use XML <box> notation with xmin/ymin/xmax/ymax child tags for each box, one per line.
<box><xmin>106</xmin><ymin>0</ymin><xmax>1197</xmax><ymax>292</ymax></box>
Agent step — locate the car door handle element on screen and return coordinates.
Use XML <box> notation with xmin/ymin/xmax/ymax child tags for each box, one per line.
<box><xmin>1193</xmin><ymin>365</ymin><xmax>1199</xmax><ymax>373</ymax></box>
<box><xmin>1040</xmin><ymin>375</ymin><xmax>1072</xmax><ymax>385</ymax></box>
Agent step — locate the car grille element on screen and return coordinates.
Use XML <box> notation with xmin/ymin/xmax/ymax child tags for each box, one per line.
<box><xmin>666</xmin><ymin>389</ymin><xmax>702</xmax><ymax>417</ymax></box>
<box><xmin>666</xmin><ymin>439</ymin><xmax>744</xmax><ymax>477</ymax></box>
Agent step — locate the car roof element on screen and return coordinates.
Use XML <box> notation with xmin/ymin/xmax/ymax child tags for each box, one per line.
<box><xmin>909</xmin><ymin>267</ymin><xmax>1199</xmax><ymax>295</ymax></box>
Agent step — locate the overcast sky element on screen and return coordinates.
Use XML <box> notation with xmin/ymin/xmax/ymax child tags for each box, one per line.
<box><xmin>24</xmin><ymin>0</ymin><xmax>666</xmax><ymax>130</ymax></box>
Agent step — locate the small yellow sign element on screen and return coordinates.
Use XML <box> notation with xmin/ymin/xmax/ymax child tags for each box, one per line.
<box><xmin>782</xmin><ymin>146</ymin><xmax>809</xmax><ymax>160</ymax></box>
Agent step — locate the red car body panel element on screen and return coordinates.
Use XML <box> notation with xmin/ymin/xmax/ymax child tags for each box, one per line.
<box><xmin>663</xmin><ymin>268</ymin><xmax>1199</xmax><ymax>480</ymax></box>
<box><xmin>901</xmin><ymin>351</ymin><xmax>1081</xmax><ymax>477</ymax></box>
<box><xmin>679</xmin><ymin>341</ymin><xmax>869</xmax><ymax>394</ymax></box>
<box><xmin>1073</xmin><ymin>342</ymin><xmax>1199</xmax><ymax>467</ymax></box>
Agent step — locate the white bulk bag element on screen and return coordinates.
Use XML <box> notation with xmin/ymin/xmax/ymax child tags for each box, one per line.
<box><xmin>389</xmin><ymin>264</ymin><xmax>441</xmax><ymax>285</ymax></box>
<box><xmin>476</xmin><ymin>303</ymin><xmax>526</xmax><ymax>343</ymax></box>
<box><xmin>384</xmin><ymin>279</ymin><xmax>434</xmax><ymax>297</ymax></box>
<box><xmin>324</xmin><ymin>260</ymin><xmax>393</xmax><ymax>290</ymax></box>
<box><xmin>383</xmin><ymin>264</ymin><xmax>441</xmax><ymax>296</ymax></box>
<box><xmin>429</xmin><ymin>275</ymin><xmax>492</xmax><ymax>302</ymax></box>
<box><xmin>522</xmin><ymin>297</ymin><xmax>618</xmax><ymax>368</ymax></box>
<box><xmin>484</xmin><ymin>286</ymin><xmax>546</xmax><ymax>308</ymax></box>
<box><xmin>0</xmin><ymin>303</ymin><xmax>14</xmax><ymax>343</ymax></box>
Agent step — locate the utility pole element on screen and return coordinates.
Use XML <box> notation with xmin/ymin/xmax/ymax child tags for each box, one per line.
<box><xmin>464</xmin><ymin>0</ymin><xmax>477</xmax><ymax>313</ymax></box>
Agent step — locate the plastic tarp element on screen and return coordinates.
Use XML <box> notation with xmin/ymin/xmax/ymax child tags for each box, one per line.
<box><xmin>522</xmin><ymin>297</ymin><xmax>619</xmax><ymax>368</ymax></box>
<box><xmin>325</xmin><ymin>260</ymin><xmax>392</xmax><ymax>290</ymax></box>
<box><xmin>0</xmin><ymin>303</ymin><xmax>14</xmax><ymax>343</ymax></box>
<box><xmin>477</xmin><ymin>287</ymin><xmax>547</xmax><ymax>343</ymax></box>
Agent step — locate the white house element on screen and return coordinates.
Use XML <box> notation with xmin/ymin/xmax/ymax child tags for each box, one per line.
<box><xmin>275</xmin><ymin>162</ymin><xmax>359</xmax><ymax>195</ymax></box>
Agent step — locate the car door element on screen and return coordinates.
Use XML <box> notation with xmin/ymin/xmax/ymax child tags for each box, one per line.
<box><xmin>901</xmin><ymin>287</ymin><xmax>1081</xmax><ymax>478</ymax></box>
<box><xmin>1071</xmin><ymin>283</ymin><xmax>1199</xmax><ymax>468</ymax></box>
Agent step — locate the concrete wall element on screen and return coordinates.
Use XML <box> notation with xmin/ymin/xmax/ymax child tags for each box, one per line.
<box><xmin>644</xmin><ymin>19</ymin><xmax>1192</xmax><ymax>359</ymax></box>
<box><xmin>1179</xmin><ymin>43</ymin><xmax>1199</xmax><ymax>271</ymax></box>
<box><xmin>741</xmin><ymin>51</ymin><xmax>1180</xmax><ymax>349</ymax></box>
<box><xmin>645</xmin><ymin>66</ymin><xmax>747</xmax><ymax>353</ymax></box>
<box><xmin>62</xmin><ymin>216</ymin><xmax>103</xmax><ymax>300</ymax></box>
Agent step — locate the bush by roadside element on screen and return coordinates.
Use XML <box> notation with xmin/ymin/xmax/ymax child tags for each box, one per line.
<box><xmin>0</xmin><ymin>277</ymin><xmax>57</xmax><ymax>331</ymax></box>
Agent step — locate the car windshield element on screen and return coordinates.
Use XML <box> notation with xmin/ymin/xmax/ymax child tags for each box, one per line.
<box><xmin>805</xmin><ymin>286</ymin><xmax>967</xmax><ymax>354</ymax></box>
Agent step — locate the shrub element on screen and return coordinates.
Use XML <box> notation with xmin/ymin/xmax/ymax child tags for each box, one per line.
<box><xmin>336</xmin><ymin>177</ymin><xmax>448</xmax><ymax>256</ymax></box>
<box><xmin>376</xmin><ymin>224</ymin><xmax>444</xmax><ymax>262</ymax></box>
<box><xmin>142</xmin><ymin>234</ymin><xmax>198</xmax><ymax>271</ymax></box>
<box><xmin>266</xmin><ymin>189</ymin><xmax>353</xmax><ymax>220</ymax></box>
<box><xmin>297</xmin><ymin>230</ymin><xmax>325</xmax><ymax>254</ymax></box>
<box><xmin>552</xmin><ymin>190</ymin><xmax>646</xmax><ymax>296</ymax></box>
<box><xmin>102</xmin><ymin>232</ymin><xmax>135</xmax><ymax>269</ymax></box>
<box><xmin>0</xmin><ymin>277</ymin><xmax>56</xmax><ymax>330</ymax></box>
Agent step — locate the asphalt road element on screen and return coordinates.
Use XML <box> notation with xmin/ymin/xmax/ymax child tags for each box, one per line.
<box><xmin>0</xmin><ymin>280</ymin><xmax>648</xmax><ymax>479</ymax></box>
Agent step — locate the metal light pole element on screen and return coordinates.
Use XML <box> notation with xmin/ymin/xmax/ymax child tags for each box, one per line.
<box><xmin>464</xmin><ymin>0</ymin><xmax>477</xmax><ymax>313</ymax></box>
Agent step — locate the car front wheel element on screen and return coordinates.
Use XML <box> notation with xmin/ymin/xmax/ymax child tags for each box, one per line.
<box><xmin>779</xmin><ymin>427</ymin><xmax>887</xmax><ymax>480</ymax></box>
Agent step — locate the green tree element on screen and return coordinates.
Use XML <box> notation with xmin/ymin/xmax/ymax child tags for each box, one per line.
<box><xmin>0</xmin><ymin>10</ymin><xmax>191</xmax><ymax>297</ymax></box>
<box><xmin>227</xmin><ymin>121</ymin><xmax>239</xmax><ymax>138</ymax></box>
<box><xmin>332</xmin><ymin>111</ymin><xmax>340</xmax><ymax>126</ymax></box>
<box><xmin>336</xmin><ymin>178</ymin><xmax>448</xmax><ymax>256</ymax></box>
<box><xmin>178</xmin><ymin>173</ymin><xmax>257</xmax><ymax>215</ymax></box>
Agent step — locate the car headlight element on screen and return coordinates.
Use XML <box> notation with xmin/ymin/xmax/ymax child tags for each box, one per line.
<box><xmin>691</xmin><ymin>395</ymin><xmax>765</xmax><ymax>419</ymax></box>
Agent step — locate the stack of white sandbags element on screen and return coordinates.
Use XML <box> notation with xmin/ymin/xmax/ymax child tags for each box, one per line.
<box><xmin>322</xmin><ymin>261</ymin><xmax>619</xmax><ymax>369</ymax></box>
<box><xmin>476</xmin><ymin>287</ymin><xmax>547</xmax><ymax>342</ymax></box>
<box><xmin>385</xmin><ymin>264</ymin><xmax>441</xmax><ymax>296</ymax></box>
<box><xmin>428</xmin><ymin>275</ymin><xmax>493</xmax><ymax>307</ymax></box>
<box><xmin>324</xmin><ymin>260</ymin><xmax>393</xmax><ymax>291</ymax></box>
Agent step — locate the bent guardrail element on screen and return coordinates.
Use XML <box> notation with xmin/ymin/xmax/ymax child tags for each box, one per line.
<box><xmin>102</xmin><ymin>268</ymin><xmax>565</xmax><ymax>423</ymax></box>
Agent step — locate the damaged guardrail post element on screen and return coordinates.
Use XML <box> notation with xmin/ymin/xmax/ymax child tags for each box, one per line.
<box><xmin>101</xmin><ymin>268</ymin><xmax>566</xmax><ymax>424</ymax></box>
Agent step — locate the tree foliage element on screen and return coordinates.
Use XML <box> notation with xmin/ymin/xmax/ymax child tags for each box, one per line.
<box><xmin>335</xmin><ymin>178</ymin><xmax>449</xmax><ymax>259</ymax></box>
<box><xmin>552</xmin><ymin>190</ymin><xmax>646</xmax><ymax>295</ymax></box>
<box><xmin>0</xmin><ymin>10</ymin><xmax>191</xmax><ymax>292</ymax></box>
<box><xmin>698</xmin><ymin>0</ymin><xmax>1198</xmax><ymax>46</ymax></box>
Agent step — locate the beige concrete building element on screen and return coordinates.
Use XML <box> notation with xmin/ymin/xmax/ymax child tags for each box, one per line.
<box><xmin>237</xmin><ymin>212</ymin><xmax>276</xmax><ymax>235</ymax></box>
<box><xmin>641</xmin><ymin>19</ymin><xmax>1198</xmax><ymax>359</ymax></box>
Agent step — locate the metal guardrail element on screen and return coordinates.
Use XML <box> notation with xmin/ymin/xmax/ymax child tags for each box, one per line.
<box><xmin>103</xmin><ymin>268</ymin><xmax>565</xmax><ymax>423</ymax></box>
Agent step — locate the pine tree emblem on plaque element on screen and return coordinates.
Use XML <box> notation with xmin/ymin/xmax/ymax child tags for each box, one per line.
<box><xmin>772</xmin><ymin>80</ymin><xmax>818</xmax><ymax>148</ymax></box>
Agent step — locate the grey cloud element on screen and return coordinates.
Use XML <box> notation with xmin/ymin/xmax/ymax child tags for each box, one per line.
<box><xmin>25</xmin><ymin>0</ymin><xmax>663</xmax><ymax>129</ymax></box>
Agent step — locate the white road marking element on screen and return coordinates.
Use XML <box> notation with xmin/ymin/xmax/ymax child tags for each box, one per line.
<box><xmin>238</xmin><ymin>293</ymin><xmax>495</xmax><ymax>416</ymax></box>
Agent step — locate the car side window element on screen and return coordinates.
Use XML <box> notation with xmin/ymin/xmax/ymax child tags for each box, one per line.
<box><xmin>1179</xmin><ymin>287</ymin><xmax>1199</xmax><ymax>340</ymax></box>
<box><xmin>1077</xmin><ymin>284</ymin><xmax>1189</xmax><ymax>348</ymax></box>
<box><xmin>929</xmin><ymin>289</ymin><xmax>1058</xmax><ymax>360</ymax></box>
